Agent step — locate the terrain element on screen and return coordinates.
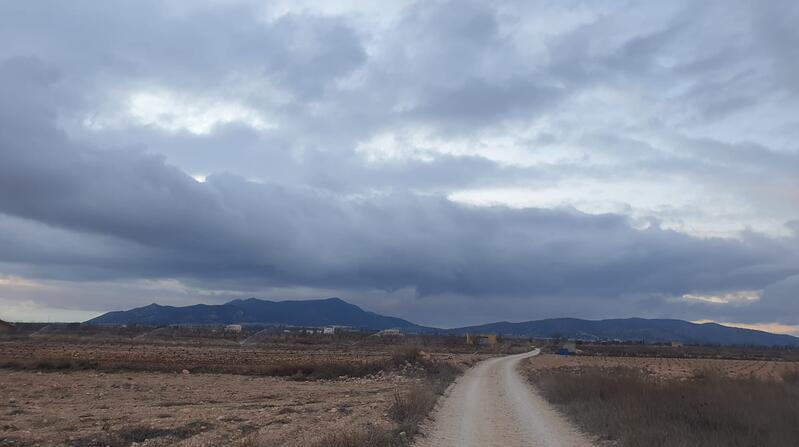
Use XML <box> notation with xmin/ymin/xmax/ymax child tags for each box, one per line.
<box><xmin>1</xmin><ymin>369</ymin><xmax>404</xmax><ymax>446</ymax></box>
<box><xmin>2</xmin><ymin>324</ymin><xmax>799</xmax><ymax>446</ymax></box>
<box><xmin>0</xmin><ymin>328</ymin><xmax>517</xmax><ymax>446</ymax></box>
<box><xmin>85</xmin><ymin>298</ymin><xmax>799</xmax><ymax>347</ymax></box>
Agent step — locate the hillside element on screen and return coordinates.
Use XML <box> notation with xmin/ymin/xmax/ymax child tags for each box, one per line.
<box><xmin>88</xmin><ymin>298</ymin><xmax>799</xmax><ymax>346</ymax></box>
<box><xmin>88</xmin><ymin>297</ymin><xmax>432</xmax><ymax>332</ymax></box>
<box><xmin>451</xmin><ymin>317</ymin><xmax>799</xmax><ymax>346</ymax></box>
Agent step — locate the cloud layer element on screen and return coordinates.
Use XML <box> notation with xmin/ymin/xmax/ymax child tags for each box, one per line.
<box><xmin>0</xmin><ymin>1</ymin><xmax>797</xmax><ymax>327</ymax></box>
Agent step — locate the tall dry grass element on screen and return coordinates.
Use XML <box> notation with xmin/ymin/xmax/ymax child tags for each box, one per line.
<box><xmin>308</xmin><ymin>352</ymin><xmax>460</xmax><ymax>447</ymax></box>
<box><xmin>530</xmin><ymin>366</ymin><xmax>799</xmax><ymax>447</ymax></box>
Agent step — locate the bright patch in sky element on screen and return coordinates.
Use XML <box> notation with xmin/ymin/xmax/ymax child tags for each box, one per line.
<box><xmin>126</xmin><ymin>91</ymin><xmax>273</xmax><ymax>134</ymax></box>
<box><xmin>682</xmin><ymin>290</ymin><xmax>762</xmax><ymax>305</ymax></box>
<box><xmin>694</xmin><ymin>320</ymin><xmax>799</xmax><ymax>337</ymax></box>
<box><xmin>0</xmin><ymin>300</ymin><xmax>103</xmax><ymax>323</ymax></box>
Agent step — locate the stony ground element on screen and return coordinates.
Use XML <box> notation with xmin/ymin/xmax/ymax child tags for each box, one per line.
<box><xmin>0</xmin><ymin>368</ymin><xmax>417</xmax><ymax>447</ymax></box>
<box><xmin>0</xmin><ymin>336</ymin><xmax>487</xmax><ymax>447</ymax></box>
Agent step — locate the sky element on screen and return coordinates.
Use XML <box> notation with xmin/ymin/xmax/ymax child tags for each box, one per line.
<box><xmin>0</xmin><ymin>0</ymin><xmax>797</xmax><ymax>332</ymax></box>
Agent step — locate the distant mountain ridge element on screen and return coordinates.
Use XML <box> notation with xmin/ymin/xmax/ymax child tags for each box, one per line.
<box><xmin>88</xmin><ymin>297</ymin><xmax>432</xmax><ymax>332</ymax></box>
<box><xmin>87</xmin><ymin>298</ymin><xmax>799</xmax><ymax>346</ymax></box>
<box><xmin>449</xmin><ymin>317</ymin><xmax>799</xmax><ymax>347</ymax></box>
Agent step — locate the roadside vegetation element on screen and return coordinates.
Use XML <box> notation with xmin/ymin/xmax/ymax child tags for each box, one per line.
<box><xmin>528</xmin><ymin>365</ymin><xmax>799</xmax><ymax>447</ymax></box>
<box><xmin>309</xmin><ymin>349</ymin><xmax>461</xmax><ymax>447</ymax></box>
<box><xmin>232</xmin><ymin>346</ymin><xmax>463</xmax><ymax>447</ymax></box>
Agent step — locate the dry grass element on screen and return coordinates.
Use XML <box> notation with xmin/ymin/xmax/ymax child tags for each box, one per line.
<box><xmin>529</xmin><ymin>366</ymin><xmax>799</xmax><ymax>447</ymax></box>
<box><xmin>309</xmin><ymin>355</ymin><xmax>460</xmax><ymax>447</ymax></box>
<box><xmin>67</xmin><ymin>421</ymin><xmax>213</xmax><ymax>447</ymax></box>
<box><xmin>574</xmin><ymin>343</ymin><xmax>799</xmax><ymax>361</ymax></box>
<box><xmin>0</xmin><ymin>356</ymin><xmax>390</xmax><ymax>379</ymax></box>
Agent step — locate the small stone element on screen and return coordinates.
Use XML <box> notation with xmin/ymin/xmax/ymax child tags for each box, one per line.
<box><xmin>181</xmin><ymin>369</ymin><xmax>190</xmax><ymax>375</ymax></box>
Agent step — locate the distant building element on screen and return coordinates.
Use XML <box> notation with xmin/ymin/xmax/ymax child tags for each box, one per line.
<box><xmin>323</xmin><ymin>327</ymin><xmax>336</xmax><ymax>335</ymax></box>
<box><xmin>670</xmin><ymin>341</ymin><xmax>684</xmax><ymax>348</ymax></box>
<box><xmin>466</xmin><ymin>333</ymin><xmax>498</xmax><ymax>346</ymax></box>
<box><xmin>224</xmin><ymin>324</ymin><xmax>242</xmax><ymax>333</ymax></box>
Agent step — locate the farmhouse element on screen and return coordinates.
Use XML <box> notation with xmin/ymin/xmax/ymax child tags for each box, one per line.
<box><xmin>465</xmin><ymin>333</ymin><xmax>498</xmax><ymax>346</ymax></box>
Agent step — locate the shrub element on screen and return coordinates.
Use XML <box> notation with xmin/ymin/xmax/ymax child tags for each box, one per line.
<box><xmin>391</xmin><ymin>346</ymin><xmax>422</xmax><ymax>367</ymax></box>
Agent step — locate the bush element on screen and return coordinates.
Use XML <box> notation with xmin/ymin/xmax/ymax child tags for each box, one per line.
<box><xmin>391</xmin><ymin>346</ymin><xmax>422</xmax><ymax>367</ymax></box>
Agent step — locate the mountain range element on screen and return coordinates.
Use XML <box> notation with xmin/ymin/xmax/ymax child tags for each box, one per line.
<box><xmin>449</xmin><ymin>318</ymin><xmax>799</xmax><ymax>347</ymax></box>
<box><xmin>88</xmin><ymin>297</ymin><xmax>432</xmax><ymax>332</ymax></box>
<box><xmin>87</xmin><ymin>297</ymin><xmax>799</xmax><ymax>347</ymax></box>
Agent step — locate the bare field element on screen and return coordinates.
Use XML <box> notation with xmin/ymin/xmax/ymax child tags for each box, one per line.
<box><xmin>0</xmin><ymin>335</ymin><xmax>488</xmax><ymax>447</ymax></box>
<box><xmin>524</xmin><ymin>353</ymin><xmax>799</xmax><ymax>381</ymax></box>
<box><xmin>0</xmin><ymin>368</ymin><xmax>408</xmax><ymax>447</ymax></box>
<box><xmin>0</xmin><ymin>341</ymin><xmax>389</xmax><ymax>377</ymax></box>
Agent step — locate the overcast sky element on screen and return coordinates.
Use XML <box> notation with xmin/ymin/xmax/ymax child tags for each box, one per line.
<box><xmin>1</xmin><ymin>0</ymin><xmax>798</xmax><ymax>332</ymax></box>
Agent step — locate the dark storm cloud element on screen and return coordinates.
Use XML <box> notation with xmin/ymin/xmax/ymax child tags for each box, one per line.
<box><xmin>1</xmin><ymin>56</ymin><xmax>797</xmax><ymax>304</ymax></box>
<box><xmin>0</xmin><ymin>1</ymin><xmax>366</xmax><ymax>99</ymax></box>
<box><xmin>0</xmin><ymin>1</ymin><xmax>798</xmax><ymax>325</ymax></box>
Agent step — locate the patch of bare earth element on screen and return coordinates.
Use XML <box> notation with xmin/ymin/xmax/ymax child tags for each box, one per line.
<box><xmin>0</xmin><ymin>339</ymin><xmax>482</xmax><ymax>446</ymax></box>
<box><xmin>0</xmin><ymin>368</ymin><xmax>419</xmax><ymax>446</ymax></box>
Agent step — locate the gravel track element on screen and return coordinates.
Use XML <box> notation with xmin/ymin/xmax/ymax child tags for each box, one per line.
<box><xmin>414</xmin><ymin>349</ymin><xmax>595</xmax><ymax>447</ymax></box>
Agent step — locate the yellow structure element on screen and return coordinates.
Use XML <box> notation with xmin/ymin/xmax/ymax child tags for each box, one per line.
<box><xmin>466</xmin><ymin>333</ymin><xmax>498</xmax><ymax>346</ymax></box>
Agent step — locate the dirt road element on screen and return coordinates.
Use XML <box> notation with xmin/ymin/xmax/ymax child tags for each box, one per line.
<box><xmin>414</xmin><ymin>349</ymin><xmax>594</xmax><ymax>447</ymax></box>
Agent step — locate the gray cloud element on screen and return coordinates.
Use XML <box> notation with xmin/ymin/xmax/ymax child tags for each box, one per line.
<box><xmin>2</xmin><ymin>56</ymin><xmax>797</xmax><ymax>300</ymax></box>
<box><xmin>0</xmin><ymin>1</ymin><xmax>798</xmax><ymax>326</ymax></box>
